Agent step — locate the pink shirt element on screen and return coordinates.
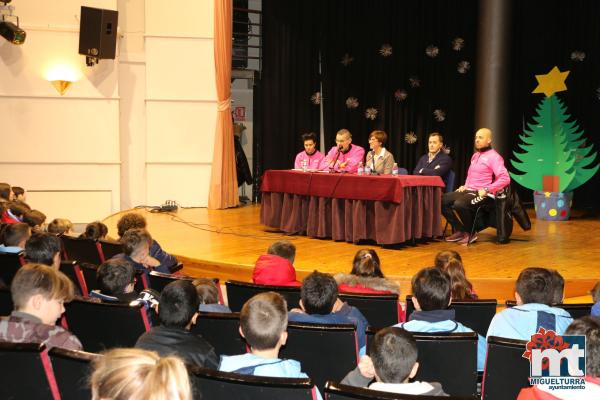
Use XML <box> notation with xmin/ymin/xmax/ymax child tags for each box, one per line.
<box><xmin>464</xmin><ymin>148</ymin><xmax>510</xmax><ymax>194</ymax></box>
<box><xmin>322</xmin><ymin>144</ymin><xmax>366</xmax><ymax>173</ymax></box>
<box><xmin>294</xmin><ymin>150</ymin><xmax>324</xmax><ymax>170</ymax></box>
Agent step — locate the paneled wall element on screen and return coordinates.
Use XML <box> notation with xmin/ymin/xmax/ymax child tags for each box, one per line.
<box><xmin>0</xmin><ymin>0</ymin><xmax>217</xmax><ymax>222</ymax></box>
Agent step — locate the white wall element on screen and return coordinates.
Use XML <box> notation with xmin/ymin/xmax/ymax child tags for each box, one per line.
<box><xmin>0</xmin><ymin>0</ymin><xmax>217</xmax><ymax>222</ymax></box>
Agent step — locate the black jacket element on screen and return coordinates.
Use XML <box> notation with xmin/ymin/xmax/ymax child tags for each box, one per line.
<box><xmin>135</xmin><ymin>326</ymin><xmax>219</xmax><ymax>369</ymax></box>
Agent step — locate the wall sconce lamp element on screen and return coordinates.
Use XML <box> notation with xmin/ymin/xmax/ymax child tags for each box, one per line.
<box><xmin>50</xmin><ymin>80</ymin><xmax>73</xmax><ymax>96</ymax></box>
<box><xmin>46</xmin><ymin>64</ymin><xmax>80</xmax><ymax>96</ymax></box>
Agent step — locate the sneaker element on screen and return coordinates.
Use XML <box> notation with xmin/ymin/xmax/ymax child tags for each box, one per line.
<box><xmin>445</xmin><ymin>231</ymin><xmax>466</xmax><ymax>242</ymax></box>
<box><xmin>458</xmin><ymin>233</ymin><xmax>478</xmax><ymax>245</ymax></box>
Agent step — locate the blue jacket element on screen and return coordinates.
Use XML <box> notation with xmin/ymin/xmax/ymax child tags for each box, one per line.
<box><xmin>288</xmin><ymin>303</ymin><xmax>369</xmax><ymax>356</ymax></box>
<box><xmin>413</xmin><ymin>151</ymin><xmax>452</xmax><ymax>182</ymax></box>
<box><xmin>149</xmin><ymin>240</ymin><xmax>177</xmax><ymax>271</ymax></box>
<box><xmin>394</xmin><ymin>309</ymin><xmax>487</xmax><ymax>371</ymax></box>
<box><xmin>486</xmin><ymin>303</ymin><xmax>573</xmax><ymax>341</ymax></box>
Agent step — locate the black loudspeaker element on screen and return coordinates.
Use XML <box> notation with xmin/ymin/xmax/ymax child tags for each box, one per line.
<box><xmin>78</xmin><ymin>6</ymin><xmax>118</xmax><ymax>63</ymax></box>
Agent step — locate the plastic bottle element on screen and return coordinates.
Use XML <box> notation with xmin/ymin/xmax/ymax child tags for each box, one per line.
<box><xmin>392</xmin><ymin>163</ymin><xmax>399</xmax><ymax>176</ymax></box>
<box><xmin>364</xmin><ymin>163</ymin><xmax>371</xmax><ymax>175</ymax></box>
<box><xmin>357</xmin><ymin>162</ymin><xmax>364</xmax><ymax>175</ymax></box>
<box><xmin>301</xmin><ymin>159</ymin><xmax>308</xmax><ymax>172</ymax></box>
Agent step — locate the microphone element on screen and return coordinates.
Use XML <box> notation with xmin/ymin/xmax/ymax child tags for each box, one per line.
<box><xmin>330</xmin><ymin>145</ymin><xmax>343</xmax><ymax>172</ymax></box>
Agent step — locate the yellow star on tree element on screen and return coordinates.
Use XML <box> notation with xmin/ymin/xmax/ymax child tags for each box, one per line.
<box><xmin>532</xmin><ymin>66</ymin><xmax>570</xmax><ymax>97</ymax></box>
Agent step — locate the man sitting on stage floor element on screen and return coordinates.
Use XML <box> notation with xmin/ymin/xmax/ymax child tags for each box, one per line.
<box><xmin>322</xmin><ymin>129</ymin><xmax>365</xmax><ymax>173</ymax></box>
<box><xmin>442</xmin><ymin>128</ymin><xmax>510</xmax><ymax>245</ymax></box>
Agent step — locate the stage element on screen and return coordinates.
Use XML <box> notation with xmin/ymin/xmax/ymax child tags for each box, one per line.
<box><xmin>103</xmin><ymin>204</ymin><xmax>600</xmax><ymax>302</ymax></box>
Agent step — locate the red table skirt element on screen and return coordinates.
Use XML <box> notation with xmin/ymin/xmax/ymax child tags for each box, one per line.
<box><xmin>260</xmin><ymin>171</ymin><xmax>443</xmax><ymax>245</ymax></box>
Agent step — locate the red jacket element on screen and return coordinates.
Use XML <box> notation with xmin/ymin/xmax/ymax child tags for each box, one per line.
<box><xmin>1</xmin><ymin>211</ymin><xmax>20</xmax><ymax>224</ymax></box>
<box><xmin>252</xmin><ymin>254</ymin><xmax>301</xmax><ymax>287</ymax></box>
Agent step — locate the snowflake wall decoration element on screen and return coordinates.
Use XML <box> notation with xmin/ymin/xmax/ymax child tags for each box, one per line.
<box><xmin>457</xmin><ymin>61</ymin><xmax>471</xmax><ymax>74</ymax></box>
<box><xmin>379</xmin><ymin>44</ymin><xmax>393</xmax><ymax>57</ymax></box>
<box><xmin>596</xmin><ymin>88</ymin><xmax>600</xmax><ymax>100</ymax></box>
<box><xmin>404</xmin><ymin>132</ymin><xmax>417</xmax><ymax>144</ymax></box>
<box><xmin>570</xmin><ymin>50</ymin><xmax>586</xmax><ymax>62</ymax></box>
<box><xmin>310</xmin><ymin>92</ymin><xmax>321</xmax><ymax>105</ymax></box>
<box><xmin>341</xmin><ymin>53</ymin><xmax>354</xmax><ymax>66</ymax></box>
<box><xmin>442</xmin><ymin>145</ymin><xmax>451</xmax><ymax>155</ymax></box>
<box><xmin>408</xmin><ymin>76</ymin><xmax>421</xmax><ymax>88</ymax></box>
<box><xmin>433</xmin><ymin>109</ymin><xmax>446</xmax><ymax>122</ymax></box>
<box><xmin>345</xmin><ymin>97</ymin><xmax>359</xmax><ymax>109</ymax></box>
<box><xmin>394</xmin><ymin>89</ymin><xmax>408</xmax><ymax>101</ymax></box>
<box><xmin>365</xmin><ymin>107</ymin><xmax>378</xmax><ymax>120</ymax></box>
<box><xmin>425</xmin><ymin>45</ymin><xmax>439</xmax><ymax>58</ymax></box>
<box><xmin>452</xmin><ymin>37</ymin><xmax>465</xmax><ymax>51</ymax></box>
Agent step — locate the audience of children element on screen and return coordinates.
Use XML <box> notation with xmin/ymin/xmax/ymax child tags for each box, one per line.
<box><xmin>341</xmin><ymin>327</ymin><xmax>448</xmax><ymax>396</ymax></box>
<box><xmin>487</xmin><ymin>267</ymin><xmax>573</xmax><ymax>340</ymax></box>
<box><xmin>549</xmin><ymin>269</ymin><xmax>565</xmax><ymax>305</ymax></box>
<box><xmin>116</xmin><ymin>212</ymin><xmax>177</xmax><ymax>270</ymax></box>
<box><xmin>0</xmin><ymin>223</ymin><xmax>31</xmax><ymax>254</ymax></box>
<box><xmin>90</xmin><ymin>259</ymin><xmax>140</xmax><ymax>303</ymax></box>
<box><xmin>193</xmin><ymin>278</ymin><xmax>231</xmax><ymax>313</ymax></box>
<box><xmin>11</xmin><ymin>186</ymin><xmax>25</xmax><ymax>202</ymax></box>
<box><xmin>1</xmin><ymin>201</ymin><xmax>30</xmax><ymax>224</ymax></box>
<box><xmin>334</xmin><ymin>249</ymin><xmax>399</xmax><ymax>294</ymax></box>
<box><xmin>135</xmin><ymin>280</ymin><xmax>218</xmax><ymax>369</ymax></box>
<box><xmin>288</xmin><ymin>271</ymin><xmax>369</xmax><ymax>355</ymax></box>
<box><xmin>79</xmin><ymin>221</ymin><xmax>109</xmax><ymax>240</ymax></box>
<box><xmin>22</xmin><ymin>209</ymin><xmax>46</xmax><ymax>231</ymax></box>
<box><xmin>252</xmin><ymin>240</ymin><xmax>301</xmax><ymax>286</ymax></box>
<box><xmin>0</xmin><ymin>263</ymin><xmax>82</xmax><ymax>350</ymax></box>
<box><xmin>112</xmin><ymin>228</ymin><xmax>170</xmax><ymax>275</ymax></box>
<box><xmin>24</xmin><ymin>231</ymin><xmax>61</xmax><ymax>269</ymax></box>
<box><xmin>90</xmin><ymin>348</ymin><xmax>192</xmax><ymax>400</ymax></box>
<box><xmin>47</xmin><ymin>218</ymin><xmax>74</xmax><ymax>236</ymax></box>
<box><xmin>435</xmin><ymin>250</ymin><xmax>478</xmax><ymax>300</ymax></box>
<box><xmin>394</xmin><ymin>266</ymin><xmax>487</xmax><ymax>370</ymax></box>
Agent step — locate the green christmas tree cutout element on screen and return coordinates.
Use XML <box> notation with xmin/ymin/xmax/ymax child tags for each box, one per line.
<box><xmin>510</xmin><ymin>66</ymin><xmax>599</xmax><ymax>192</ymax></box>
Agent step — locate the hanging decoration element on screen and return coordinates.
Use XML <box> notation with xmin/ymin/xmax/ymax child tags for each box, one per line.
<box><xmin>394</xmin><ymin>89</ymin><xmax>408</xmax><ymax>102</ymax></box>
<box><xmin>404</xmin><ymin>132</ymin><xmax>417</xmax><ymax>144</ymax></box>
<box><xmin>570</xmin><ymin>51</ymin><xmax>586</xmax><ymax>62</ymax></box>
<box><xmin>433</xmin><ymin>109</ymin><xmax>446</xmax><ymax>122</ymax></box>
<box><xmin>457</xmin><ymin>61</ymin><xmax>471</xmax><ymax>74</ymax></box>
<box><xmin>451</xmin><ymin>37</ymin><xmax>465</xmax><ymax>51</ymax></box>
<box><xmin>596</xmin><ymin>88</ymin><xmax>600</xmax><ymax>100</ymax></box>
<box><xmin>408</xmin><ymin>76</ymin><xmax>421</xmax><ymax>88</ymax></box>
<box><xmin>365</xmin><ymin>107</ymin><xmax>378</xmax><ymax>120</ymax></box>
<box><xmin>379</xmin><ymin>44</ymin><xmax>393</xmax><ymax>57</ymax></box>
<box><xmin>345</xmin><ymin>97</ymin><xmax>359</xmax><ymax>109</ymax></box>
<box><xmin>310</xmin><ymin>92</ymin><xmax>321</xmax><ymax>105</ymax></box>
<box><xmin>442</xmin><ymin>145</ymin><xmax>451</xmax><ymax>155</ymax></box>
<box><xmin>341</xmin><ymin>53</ymin><xmax>354</xmax><ymax>66</ymax></box>
<box><xmin>425</xmin><ymin>45</ymin><xmax>439</xmax><ymax>58</ymax></box>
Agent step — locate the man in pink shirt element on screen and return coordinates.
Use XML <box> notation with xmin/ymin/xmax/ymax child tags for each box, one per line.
<box><xmin>442</xmin><ymin>128</ymin><xmax>510</xmax><ymax>245</ymax></box>
<box><xmin>294</xmin><ymin>132</ymin><xmax>324</xmax><ymax>170</ymax></box>
<box><xmin>322</xmin><ymin>129</ymin><xmax>365</xmax><ymax>173</ymax></box>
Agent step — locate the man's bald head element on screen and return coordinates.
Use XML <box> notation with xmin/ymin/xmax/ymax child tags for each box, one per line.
<box><xmin>474</xmin><ymin>128</ymin><xmax>493</xmax><ymax>150</ymax></box>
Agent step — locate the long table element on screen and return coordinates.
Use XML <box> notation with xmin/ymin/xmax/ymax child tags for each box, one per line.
<box><xmin>260</xmin><ymin>170</ymin><xmax>445</xmax><ymax>245</ymax></box>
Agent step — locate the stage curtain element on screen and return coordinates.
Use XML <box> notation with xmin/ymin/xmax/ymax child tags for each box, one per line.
<box><xmin>208</xmin><ymin>0</ymin><xmax>239</xmax><ymax>209</ymax></box>
<box><xmin>258</xmin><ymin>0</ymin><xmax>321</xmax><ymax>176</ymax></box>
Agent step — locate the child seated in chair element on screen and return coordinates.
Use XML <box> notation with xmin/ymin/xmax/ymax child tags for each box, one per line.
<box><xmin>112</xmin><ymin>228</ymin><xmax>170</xmax><ymax>275</ymax></box>
<box><xmin>219</xmin><ymin>292</ymin><xmax>320</xmax><ymax>397</ymax></box>
<box><xmin>334</xmin><ymin>249</ymin><xmax>399</xmax><ymax>294</ymax></box>
<box><xmin>135</xmin><ymin>280</ymin><xmax>218</xmax><ymax>369</ymax></box>
<box><xmin>288</xmin><ymin>271</ymin><xmax>369</xmax><ymax>355</ymax></box>
<box><xmin>79</xmin><ymin>221</ymin><xmax>108</xmax><ymax>240</ymax></box>
<box><xmin>252</xmin><ymin>240</ymin><xmax>301</xmax><ymax>287</ymax></box>
<box><xmin>0</xmin><ymin>263</ymin><xmax>82</xmax><ymax>350</ymax></box>
<box><xmin>46</xmin><ymin>218</ymin><xmax>74</xmax><ymax>236</ymax></box>
<box><xmin>192</xmin><ymin>278</ymin><xmax>231</xmax><ymax>313</ymax></box>
<box><xmin>0</xmin><ymin>222</ymin><xmax>30</xmax><ymax>254</ymax></box>
<box><xmin>24</xmin><ymin>231</ymin><xmax>61</xmax><ymax>270</ymax></box>
<box><xmin>342</xmin><ymin>327</ymin><xmax>448</xmax><ymax>396</ymax></box>
<box><xmin>90</xmin><ymin>259</ymin><xmax>140</xmax><ymax>303</ymax></box>
<box><xmin>487</xmin><ymin>267</ymin><xmax>573</xmax><ymax>341</ymax></box>
<box><xmin>394</xmin><ymin>266</ymin><xmax>487</xmax><ymax>370</ymax></box>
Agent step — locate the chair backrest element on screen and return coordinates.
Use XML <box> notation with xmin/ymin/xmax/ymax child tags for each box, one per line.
<box><xmin>61</xmin><ymin>236</ymin><xmax>103</xmax><ymax>265</ymax></box>
<box><xmin>324</xmin><ymin>381</ymin><xmax>474</xmax><ymax>400</ymax></box>
<box><xmin>506</xmin><ymin>300</ymin><xmax>593</xmax><ymax>320</ymax></box>
<box><xmin>78</xmin><ymin>263</ymin><xmax>99</xmax><ymax>294</ymax></box>
<box><xmin>406</xmin><ymin>295</ymin><xmax>497</xmax><ymax>337</ymax></box>
<box><xmin>339</xmin><ymin>292</ymin><xmax>400</xmax><ymax>327</ymax></box>
<box><xmin>148</xmin><ymin>270</ymin><xmax>193</xmax><ymax>293</ymax></box>
<box><xmin>366</xmin><ymin>328</ymin><xmax>478</xmax><ymax>398</ymax></box>
<box><xmin>191</xmin><ymin>312</ymin><xmax>247</xmax><ymax>356</ymax></box>
<box><xmin>189</xmin><ymin>365</ymin><xmax>316</xmax><ymax>400</ymax></box>
<box><xmin>482</xmin><ymin>336</ymin><xmax>530</xmax><ymax>400</ymax></box>
<box><xmin>59</xmin><ymin>260</ymin><xmax>89</xmax><ymax>297</ymax></box>
<box><xmin>0</xmin><ymin>251</ymin><xmax>25</xmax><ymax>288</ymax></box>
<box><xmin>0</xmin><ymin>287</ymin><xmax>14</xmax><ymax>316</ymax></box>
<box><xmin>226</xmin><ymin>280</ymin><xmax>302</xmax><ymax>311</ymax></box>
<box><xmin>280</xmin><ymin>322</ymin><xmax>358</xmax><ymax>390</ymax></box>
<box><xmin>64</xmin><ymin>298</ymin><xmax>150</xmax><ymax>353</ymax></box>
<box><xmin>98</xmin><ymin>239</ymin><xmax>122</xmax><ymax>262</ymax></box>
<box><xmin>0</xmin><ymin>341</ymin><xmax>59</xmax><ymax>400</ymax></box>
<box><xmin>48</xmin><ymin>347</ymin><xmax>100</xmax><ymax>400</ymax></box>
<box><xmin>444</xmin><ymin>170</ymin><xmax>456</xmax><ymax>193</ymax></box>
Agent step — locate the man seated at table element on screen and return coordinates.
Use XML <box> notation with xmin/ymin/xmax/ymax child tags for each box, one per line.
<box><xmin>322</xmin><ymin>129</ymin><xmax>365</xmax><ymax>173</ymax></box>
<box><xmin>413</xmin><ymin>132</ymin><xmax>452</xmax><ymax>183</ymax></box>
<box><xmin>442</xmin><ymin>128</ymin><xmax>510</xmax><ymax>245</ymax></box>
<box><xmin>294</xmin><ymin>132</ymin><xmax>324</xmax><ymax>170</ymax></box>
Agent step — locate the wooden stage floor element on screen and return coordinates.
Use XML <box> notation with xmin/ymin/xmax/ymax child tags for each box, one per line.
<box><xmin>103</xmin><ymin>204</ymin><xmax>600</xmax><ymax>302</ymax></box>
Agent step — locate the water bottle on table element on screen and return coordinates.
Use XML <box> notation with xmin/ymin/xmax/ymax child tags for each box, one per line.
<box><xmin>301</xmin><ymin>159</ymin><xmax>308</xmax><ymax>172</ymax></box>
<box><xmin>392</xmin><ymin>163</ymin><xmax>399</xmax><ymax>176</ymax></box>
<box><xmin>357</xmin><ymin>162</ymin><xmax>364</xmax><ymax>175</ymax></box>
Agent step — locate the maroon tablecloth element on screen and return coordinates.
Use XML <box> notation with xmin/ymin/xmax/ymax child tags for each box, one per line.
<box><xmin>260</xmin><ymin>170</ymin><xmax>444</xmax><ymax>245</ymax></box>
